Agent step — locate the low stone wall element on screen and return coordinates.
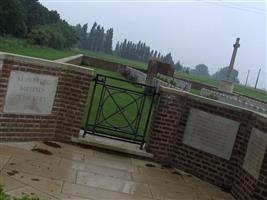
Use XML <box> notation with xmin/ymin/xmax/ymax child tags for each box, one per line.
<box><xmin>200</xmin><ymin>88</ymin><xmax>267</xmax><ymax>114</ymax></box>
<box><xmin>0</xmin><ymin>53</ymin><xmax>93</xmax><ymax>142</ymax></box>
<box><xmin>147</xmin><ymin>86</ymin><xmax>267</xmax><ymax>200</ymax></box>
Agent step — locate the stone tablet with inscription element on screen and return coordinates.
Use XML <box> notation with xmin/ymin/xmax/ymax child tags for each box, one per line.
<box><xmin>4</xmin><ymin>71</ymin><xmax>58</xmax><ymax>114</ymax></box>
<box><xmin>183</xmin><ymin>108</ymin><xmax>240</xmax><ymax>160</ymax></box>
<box><xmin>243</xmin><ymin>128</ymin><xmax>267</xmax><ymax>179</ymax></box>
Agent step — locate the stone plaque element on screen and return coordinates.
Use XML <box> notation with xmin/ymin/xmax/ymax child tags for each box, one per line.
<box><xmin>4</xmin><ymin>71</ymin><xmax>58</xmax><ymax>114</ymax></box>
<box><xmin>183</xmin><ymin>108</ymin><xmax>240</xmax><ymax>160</ymax></box>
<box><xmin>243</xmin><ymin>128</ymin><xmax>267</xmax><ymax>179</ymax></box>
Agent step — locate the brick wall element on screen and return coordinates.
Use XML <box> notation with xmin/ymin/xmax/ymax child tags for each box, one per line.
<box><xmin>147</xmin><ymin>86</ymin><xmax>267</xmax><ymax>200</ymax></box>
<box><xmin>82</xmin><ymin>55</ymin><xmax>126</xmax><ymax>72</ymax></box>
<box><xmin>0</xmin><ymin>53</ymin><xmax>93</xmax><ymax>142</ymax></box>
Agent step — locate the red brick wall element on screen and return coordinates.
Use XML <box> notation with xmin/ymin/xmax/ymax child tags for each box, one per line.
<box><xmin>82</xmin><ymin>55</ymin><xmax>125</xmax><ymax>72</ymax></box>
<box><xmin>0</xmin><ymin>54</ymin><xmax>92</xmax><ymax>142</ymax></box>
<box><xmin>147</xmin><ymin>87</ymin><xmax>267</xmax><ymax>200</ymax></box>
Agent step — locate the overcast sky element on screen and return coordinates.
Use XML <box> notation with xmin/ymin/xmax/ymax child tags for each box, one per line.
<box><xmin>40</xmin><ymin>0</ymin><xmax>266</xmax><ymax>89</ymax></box>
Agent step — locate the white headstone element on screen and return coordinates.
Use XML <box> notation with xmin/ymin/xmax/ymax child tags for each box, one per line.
<box><xmin>243</xmin><ymin>128</ymin><xmax>267</xmax><ymax>179</ymax></box>
<box><xmin>183</xmin><ymin>108</ymin><xmax>240</xmax><ymax>160</ymax></box>
<box><xmin>4</xmin><ymin>71</ymin><xmax>58</xmax><ymax>115</ymax></box>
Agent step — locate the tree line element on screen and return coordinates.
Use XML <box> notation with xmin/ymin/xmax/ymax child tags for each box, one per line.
<box><xmin>0</xmin><ymin>0</ymin><xmax>77</xmax><ymax>49</ymax></box>
<box><xmin>74</xmin><ymin>22</ymin><xmax>176</xmax><ymax>65</ymax></box>
<box><xmin>74</xmin><ymin>23</ymin><xmax>113</xmax><ymax>54</ymax></box>
<box><xmin>189</xmin><ymin>64</ymin><xmax>239</xmax><ymax>83</ymax></box>
<box><xmin>113</xmin><ymin>39</ymin><xmax>175</xmax><ymax>64</ymax></box>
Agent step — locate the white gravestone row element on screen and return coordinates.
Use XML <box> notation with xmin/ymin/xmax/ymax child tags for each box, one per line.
<box><xmin>200</xmin><ymin>88</ymin><xmax>267</xmax><ymax>114</ymax></box>
<box><xmin>183</xmin><ymin>108</ymin><xmax>267</xmax><ymax>180</ymax></box>
<box><xmin>125</xmin><ymin>66</ymin><xmax>147</xmax><ymax>84</ymax></box>
<box><xmin>4</xmin><ymin>71</ymin><xmax>58</xmax><ymax>115</ymax></box>
<box><xmin>157</xmin><ymin>74</ymin><xmax>191</xmax><ymax>92</ymax></box>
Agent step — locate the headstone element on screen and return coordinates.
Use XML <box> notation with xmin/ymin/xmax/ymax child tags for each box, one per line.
<box><xmin>4</xmin><ymin>71</ymin><xmax>58</xmax><ymax>114</ymax></box>
<box><xmin>146</xmin><ymin>59</ymin><xmax>174</xmax><ymax>86</ymax></box>
<box><xmin>183</xmin><ymin>108</ymin><xmax>240</xmax><ymax>160</ymax></box>
<box><xmin>243</xmin><ymin>128</ymin><xmax>267</xmax><ymax>179</ymax></box>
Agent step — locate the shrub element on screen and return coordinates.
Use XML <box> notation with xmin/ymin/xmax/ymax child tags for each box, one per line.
<box><xmin>0</xmin><ymin>186</ymin><xmax>40</xmax><ymax>200</ymax></box>
<box><xmin>207</xmin><ymin>93</ymin><xmax>218</xmax><ymax>100</ymax></box>
<box><xmin>28</xmin><ymin>22</ymin><xmax>77</xmax><ymax>49</ymax></box>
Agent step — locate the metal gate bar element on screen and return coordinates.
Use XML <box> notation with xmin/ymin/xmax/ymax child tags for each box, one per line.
<box><xmin>83</xmin><ymin>74</ymin><xmax>156</xmax><ymax>148</ymax></box>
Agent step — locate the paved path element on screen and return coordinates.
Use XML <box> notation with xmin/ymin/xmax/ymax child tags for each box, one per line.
<box><xmin>0</xmin><ymin>141</ymin><xmax>234</xmax><ymax>200</ymax></box>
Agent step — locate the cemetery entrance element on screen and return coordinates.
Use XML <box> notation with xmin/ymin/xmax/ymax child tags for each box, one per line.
<box><xmin>83</xmin><ymin>74</ymin><xmax>156</xmax><ymax>148</ymax></box>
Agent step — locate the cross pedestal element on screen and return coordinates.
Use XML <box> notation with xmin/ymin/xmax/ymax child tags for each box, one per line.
<box><xmin>219</xmin><ymin>80</ymin><xmax>234</xmax><ymax>93</ymax></box>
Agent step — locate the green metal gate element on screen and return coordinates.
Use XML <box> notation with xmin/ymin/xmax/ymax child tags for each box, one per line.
<box><xmin>83</xmin><ymin>74</ymin><xmax>156</xmax><ymax>148</ymax></box>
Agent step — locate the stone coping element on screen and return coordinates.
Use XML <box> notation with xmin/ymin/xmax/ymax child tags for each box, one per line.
<box><xmin>0</xmin><ymin>52</ymin><xmax>93</xmax><ymax>75</ymax></box>
<box><xmin>54</xmin><ymin>54</ymin><xmax>83</xmax><ymax>63</ymax></box>
<box><xmin>160</xmin><ymin>86</ymin><xmax>267</xmax><ymax>120</ymax></box>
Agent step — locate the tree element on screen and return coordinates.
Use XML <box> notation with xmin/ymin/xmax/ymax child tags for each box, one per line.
<box><xmin>212</xmin><ymin>66</ymin><xmax>240</xmax><ymax>83</ymax></box>
<box><xmin>0</xmin><ymin>0</ymin><xmax>27</xmax><ymax>36</ymax></box>
<box><xmin>87</xmin><ymin>22</ymin><xmax>97</xmax><ymax>50</ymax></box>
<box><xmin>190</xmin><ymin>64</ymin><xmax>210</xmax><ymax>77</ymax></box>
<box><xmin>175</xmin><ymin>61</ymin><xmax>183</xmax><ymax>71</ymax></box>
<box><xmin>162</xmin><ymin>53</ymin><xmax>174</xmax><ymax>65</ymax></box>
<box><xmin>28</xmin><ymin>22</ymin><xmax>77</xmax><ymax>49</ymax></box>
<box><xmin>104</xmin><ymin>28</ymin><xmax>113</xmax><ymax>54</ymax></box>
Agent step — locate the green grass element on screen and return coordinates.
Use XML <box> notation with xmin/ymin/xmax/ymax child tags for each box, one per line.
<box><xmin>0</xmin><ymin>36</ymin><xmax>147</xmax><ymax>69</ymax></box>
<box><xmin>0</xmin><ymin>36</ymin><xmax>77</xmax><ymax>60</ymax></box>
<box><xmin>234</xmin><ymin>85</ymin><xmax>267</xmax><ymax>102</ymax></box>
<box><xmin>81</xmin><ymin>67</ymin><xmax>153</xmax><ymax>141</ymax></box>
<box><xmin>175</xmin><ymin>71</ymin><xmax>219</xmax><ymax>87</ymax></box>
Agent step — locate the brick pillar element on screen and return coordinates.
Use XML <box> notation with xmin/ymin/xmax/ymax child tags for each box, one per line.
<box><xmin>146</xmin><ymin>90</ymin><xmax>186</xmax><ymax>164</ymax></box>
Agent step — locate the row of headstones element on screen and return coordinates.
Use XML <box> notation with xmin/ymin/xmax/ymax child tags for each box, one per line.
<box><xmin>151</xmin><ymin>78</ymin><xmax>190</xmax><ymax>93</ymax></box>
<box><xmin>155</xmin><ymin>73</ymin><xmax>192</xmax><ymax>92</ymax></box>
<box><xmin>200</xmin><ymin>88</ymin><xmax>267</xmax><ymax>114</ymax></box>
<box><xmin>121</xmin><ymin>66</ymin><xmax>192</xmax><ymax>92</ymax></box>
<box><xmin>124</xmin><ymin>66</ymin><xmax>147</xmax><ymax>84</ymax></box>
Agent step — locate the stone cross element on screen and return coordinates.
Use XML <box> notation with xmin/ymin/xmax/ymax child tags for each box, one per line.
<box><xmin>225</xmin><ymin>38</ymin><xmax>240</xmax><ymax>81</ymax></box>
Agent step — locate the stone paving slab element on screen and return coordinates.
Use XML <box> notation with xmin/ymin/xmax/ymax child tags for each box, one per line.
<box><xmin>72</xmin><ymin>133</ymin><xmax>153</xmax><ymax>158</ymax></box>
<box><xmin>0</xmin><ymin>141</ymin><xmax>235</xmax><ymax>200</ymax></box>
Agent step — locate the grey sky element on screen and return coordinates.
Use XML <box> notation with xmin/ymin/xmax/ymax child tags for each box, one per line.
<box><xmin>40</xmin><ymin>0</ymin><xmax>266</xmax><ymax>89</ymax></box>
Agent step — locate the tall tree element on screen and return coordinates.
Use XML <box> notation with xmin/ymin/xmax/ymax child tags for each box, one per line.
<box><xmin>104</xmin><ymin>28</ymin><xmax>113</xmax><ymax>53</ymax></box>
<box><xmin>190</xmin><ymin>64</ymin><xmax>210</xmax><ymax>77</ymax></box>
<box><xmin>0</xmin><ymin>0</ymin><xmax>27</xmax><ymax>36</ymax></box>
<box><xmin>175</xmin><ymin>61</ymin><xmax>183</xmax><ymax>71</ymax></box>
<box><xmin>162</xmin><ymin>53</ymin><xmax>174</xmax><ymax>65</ymax></box>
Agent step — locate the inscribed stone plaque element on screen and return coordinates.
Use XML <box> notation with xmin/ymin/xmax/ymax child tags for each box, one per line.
<box><xmin>4</xmin><ymin>71</ymin><xmax>58</xmax><ymax>114</ymax></box>
<box><xmin>183</xmin><ymin>108</ymin><xmax>240</xmax><ymax>160</ymax></box>
<box><xmin>243</xmin><ymin>128</ymin><xmax>267</xmax><ymax>179</ymax></box>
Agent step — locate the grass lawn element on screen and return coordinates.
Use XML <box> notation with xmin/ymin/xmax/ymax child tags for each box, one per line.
<box><xmin>175</xmin><ymin>71</ymin><xmax>219</xmax><ymax>87</ymax></box>
<box><xmin>234</xmin><ymin>85</ymin><xmax>267</xmax><ymax>102</ymax></box>
<box><xmin>0</xmin><ymin>36</ymin><xmax>77</xmax><ymax>60</ymax></box>
<box><xmin>0</xmin><ymin>36</ymin><xmax>147</xmax><ymax>69</ymax></box>
<box><xmin>81</xmin><ymin>67</ymin><xmax>154</xmax><ymax>141</ymax></box>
